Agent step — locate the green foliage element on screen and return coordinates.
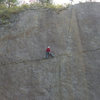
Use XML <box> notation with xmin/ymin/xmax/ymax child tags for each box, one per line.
<box><xmin>0</xmin><ymin>4</ymin><xmax>7</xmax><ymax>9</ymax></box>
<box><xmin>20</xmin><ymin>4</ymin><xmax>31</xmax><ymax>9</ymax></box>
<box><xmin>45</xmin><ymin>4</ymin><xmax>64</xmax><ymax>9</ymax></box>
<box><xmin>7</xmin><ymin>0</ymin><xmax>17</xmax><ymax>7</ymax></box>
<box><xmin>10</xmin><ymin>0</ymin><xmax>16</xmax><ymax>3</ymax></box>
<box><xmin>39</xmin><ymin>0</ymin><xmax>52</xmax><ymax>4</ymax></box>
<box><xmin>30</xmin><ymin>3</ymin><xmax>67</xmax><ymax>10</ymax></box>
<box><xmin>30</xmin><ymin>2</ymin><xmax>43</xmax><ymax>7</ymax></box>
<box><xmin>0</xmin><ymin>5</ymin><xmax>22</xmax><ymax>24</ymax></box>
<box><xmin>0</xmin><ymin>3</ymin><xmax>69</xmax><ymax>25</ymax></box>
<box><xmin>0</xmin><ymin>0</ymin><xmax>5</xmax><ymax>3</ymax></box>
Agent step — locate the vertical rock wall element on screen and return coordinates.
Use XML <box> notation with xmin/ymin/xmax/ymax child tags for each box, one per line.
<box><xmin>0</xmin><ymin>2</ymin><xmax>100</xmax><ymax>100</ymax></box>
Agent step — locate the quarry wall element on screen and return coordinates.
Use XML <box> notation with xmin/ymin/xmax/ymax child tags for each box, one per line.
<box><xmin>0</xmin><ymin>3</ymin><xmax>100</xmax><ymax>100</ymax></box>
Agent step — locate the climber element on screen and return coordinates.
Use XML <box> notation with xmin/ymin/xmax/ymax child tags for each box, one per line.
<box><xmin>46</xmin><ymin>46</ymin><xmax>54</xmax><ymax>58</ymax></box>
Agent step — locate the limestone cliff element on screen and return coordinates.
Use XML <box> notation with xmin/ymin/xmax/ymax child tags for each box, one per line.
<box><xmin>0</xmin><ymin>2</ymin><xmax>100</xmax><ymax>100</ymax></box>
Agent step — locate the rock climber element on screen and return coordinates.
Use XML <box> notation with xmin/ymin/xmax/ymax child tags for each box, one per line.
<box><xmin>46</xmin><ymin>46</ymin><xmax>54</xmax><ymax>58</ymax></box>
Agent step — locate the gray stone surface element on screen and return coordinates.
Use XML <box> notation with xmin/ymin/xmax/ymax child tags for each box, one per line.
<box><xmin>0</xmin><ymin>2</ymin><xmax>100</xmax><ymax>100</ymax></box>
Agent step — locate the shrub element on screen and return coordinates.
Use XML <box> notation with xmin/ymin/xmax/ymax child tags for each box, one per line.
<box><xmin>0</xmin><ymin>3</ymin><xmax>68</xmax><ymax>25</ymax></box>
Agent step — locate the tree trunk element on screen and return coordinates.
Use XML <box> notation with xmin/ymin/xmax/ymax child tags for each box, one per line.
<box><xmin>8</xmin><ymin>0</ymin><xmax>11</xmax><ymax>8</ymax></box>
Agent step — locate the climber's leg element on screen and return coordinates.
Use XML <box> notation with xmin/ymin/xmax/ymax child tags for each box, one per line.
<box><xmin>46</xmin><ymin>52</ymin><xmax>49</xmax><ymax>58</ymax></box>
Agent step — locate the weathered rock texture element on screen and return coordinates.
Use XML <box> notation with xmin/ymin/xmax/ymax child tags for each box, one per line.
<box><xmin>0</xmin><ymin>2</ymin><xmax>100</xmax><ymax>100</ymax></box>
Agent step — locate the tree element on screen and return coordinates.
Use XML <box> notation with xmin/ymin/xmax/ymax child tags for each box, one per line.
<box><xmin>47</xmin><ymin>0</ymin><xmax>52</xmax><ymax>3</ymax></box>
<box><xmin>7</xmin><ymin>0</ymin><xmax>17</xmax><ymax>7</ymax></box>
<box><xmin>70</xmin><ymin>0</ymin><xmax>73</xmax><ymax>4</ymax></box>
<box><xmin>0</xmin><ymin>0</ymin><xmax>6</xmax><ymax>3</ymax></box>
<box><xmin>39</xmin><ymin>0</ymin><xmax>52</xmax><ymax>4</ymax></box>
<box><xmin>0</xmin><ymin>0</ymin><xmax>17</xmax><ymax>7</ymax></box>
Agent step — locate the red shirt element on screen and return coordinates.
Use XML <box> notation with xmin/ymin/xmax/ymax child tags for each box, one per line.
<box><xmin>46</xmin><ymin>48</ymin><xmax>50</xmax><ymax>52</ymax></box>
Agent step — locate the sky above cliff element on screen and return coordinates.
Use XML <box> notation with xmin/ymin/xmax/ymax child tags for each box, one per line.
<box><xmin>54</xmin><ymin>0</ymin><xmax>100</xmax><ymax>4</ymax></box>
<box><xmin>18</xmin><ymin>0</ymin><xmax>100</xmax><ymax>5</ymax></box>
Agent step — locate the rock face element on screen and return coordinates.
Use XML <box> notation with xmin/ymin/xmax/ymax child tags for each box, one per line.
<box><xmin>0</xmin><ymin>2</ymin><xmax>100</xmax><ymax>100</ymax></box>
